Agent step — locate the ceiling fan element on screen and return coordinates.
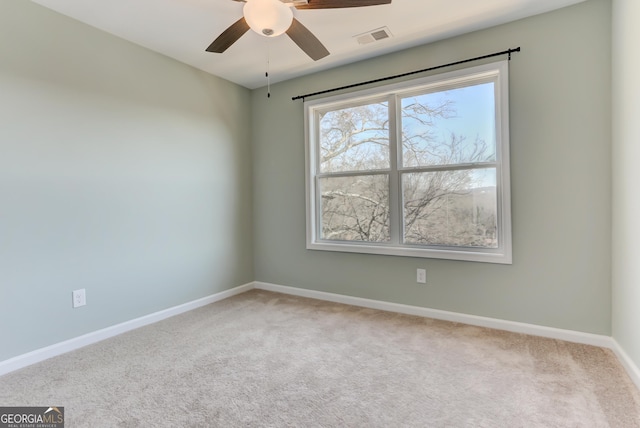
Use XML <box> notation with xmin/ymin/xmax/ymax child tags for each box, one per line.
<box><xmin>206</xmin><ymin>0</ymin><xmax>392</xmax><ymax>61</ymax></box>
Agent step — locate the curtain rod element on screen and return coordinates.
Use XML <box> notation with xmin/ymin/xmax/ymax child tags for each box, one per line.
<box><xmin>292</xmin><ymin>47</ymin><xmax>521</xmax><ymax>101</ymax></box>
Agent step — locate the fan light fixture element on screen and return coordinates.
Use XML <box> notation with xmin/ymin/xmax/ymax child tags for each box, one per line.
<box><xmin>243</xmin><ymin>0</ymin><xmax>293</xmax><ymax>37</ymax></box>
<box><xmin>207</xmin><ymin>0</ymin><xmax>390</xmax><ymax>61</ymax></box>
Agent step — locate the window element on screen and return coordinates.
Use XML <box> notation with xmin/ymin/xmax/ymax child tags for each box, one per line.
<box><xmin>305</xmin><ymin>61</ymin><xmax>512</xmax><ymax>264</ymax></box>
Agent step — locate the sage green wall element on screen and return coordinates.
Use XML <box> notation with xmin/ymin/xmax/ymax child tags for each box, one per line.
<box><xmin>252</xmin><ymin>0</ymin><xmax>612</xmax><ymax>334</ymax></box>
<box><xmin>0</xmin><ymin>1</ymin><xmax>253</xmax><ymax>360</ymax></box>
<box><xmin>612</xmin><ymin>0</ymin><xmax>640</xmax><ymax>372</ymax></box>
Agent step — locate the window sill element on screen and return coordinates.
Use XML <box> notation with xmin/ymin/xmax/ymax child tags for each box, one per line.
<box><xmin>307</xmin><ymin>241</ymin><xmax>512</xmax><ymax>264</ymax></box>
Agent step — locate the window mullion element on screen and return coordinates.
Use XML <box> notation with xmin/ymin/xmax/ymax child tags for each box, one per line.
<box><xmin>316</xmin><ymin>170</ymin><xmax>390</xmax><ymax>179</ymax></box>
<box><xmin>401</xmin><ymin>162</ymin><xmax>498</xmax><ymax>174</ymax></box>
<box><xmin>388</xmin><ymin>95</ymin><xmax>401</xmax><ymax>245</ymax></box>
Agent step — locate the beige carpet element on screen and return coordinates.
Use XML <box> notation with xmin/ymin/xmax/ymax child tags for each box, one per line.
<box><xmin>1</xmin><ymin>289</ymin><xmax>639</xmax><ymax>427</ymax></box>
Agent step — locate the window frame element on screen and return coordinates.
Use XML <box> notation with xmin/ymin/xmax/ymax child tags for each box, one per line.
<box><xmin>304</xmin><ymin>60</ymin><xmax>512</xmax><ymax>264</ymax></box>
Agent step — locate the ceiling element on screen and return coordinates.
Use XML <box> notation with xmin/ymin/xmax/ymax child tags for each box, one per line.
<box><xmin>31</xmin><ymin>0</ymin><xmax>586</xmax><ymax>89</ymax></box>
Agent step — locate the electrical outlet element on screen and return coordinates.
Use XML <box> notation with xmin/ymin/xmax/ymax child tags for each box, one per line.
<box><xmin>72</xmin><ymin>289</ymin><xmax>86</xmax><ymax>308</ymax></box>
<box><xmin>417</xmin><ymin>269</ymin><xmax>427</xmax><ymax>284</ymax></box>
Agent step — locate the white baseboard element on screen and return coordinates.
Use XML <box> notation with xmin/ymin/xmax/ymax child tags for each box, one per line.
<box><xmin>610</xmin><ymin>339</ymin><xmax>640</xmax><ymax>391</ymax></box>
<box><xmin>0</xmin><ymin>283</ymin><xmax>253</xmax><ymax>377</ymax></box>
<box><xmin>254</xmin><ymin>282</ymin><xmax>614</xmax><ymax>348</ymax></box>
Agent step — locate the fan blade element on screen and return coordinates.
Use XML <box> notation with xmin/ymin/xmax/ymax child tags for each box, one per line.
<box><xmin>295</xmin><ymin>0</ymin><xmax>391</xmax><ymax>10</ymax></box>
<box><xmin>286</xmin><ymin>18</ymin><xmax>330</xmax><ymax>61</ymax></box>
<box><xmin>206</xmin><ymin>17</ymin><xmax>250</xmax><ymax>53</ymax></box>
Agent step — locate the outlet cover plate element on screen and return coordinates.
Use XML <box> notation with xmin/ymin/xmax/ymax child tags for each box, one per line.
<box><xmin>417</xmin><ymin>269</ymin><xmax>427</xmax><ymax>284</ymax></box>
<box><xmin>72</xmin><ymin>289</ymin><xmax>86</xmax><ymax>308</ymax></box>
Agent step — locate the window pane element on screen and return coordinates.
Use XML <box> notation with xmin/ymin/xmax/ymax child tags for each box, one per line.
<box><xmin>403</xmin><ymin>168</ymin><xmax>497</xmax><ymax>248</ymax></box>
<box><xmin>319</xmin><ymin>102</ymin><xmax>389</xmax><ymax>173</ymax></box>
<box><xmin>401</xmin><ymin>83</ymin><xmax>496</xmax><ymax>168</ymax></box>
<box><xmin>319</xmin><ymin>175</ymin><xmax>390</xmax><ymax>242</ymax></box>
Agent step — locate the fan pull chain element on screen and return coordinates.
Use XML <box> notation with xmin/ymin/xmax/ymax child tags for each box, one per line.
<box><xmin>266</xmin><ymin>42</ymin><xmax>271</xmax><ymax>98</ymax></box>
<box><xmin>266</xmin><ymin>70</ymin><xmax>271</xmax><ymax>98</ymax></box>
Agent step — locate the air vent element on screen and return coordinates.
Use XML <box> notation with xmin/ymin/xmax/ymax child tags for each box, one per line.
<box><xmin>354</xmin><ymin>27</ymin><xmax>393</xmax><ymax>45</ymax></box>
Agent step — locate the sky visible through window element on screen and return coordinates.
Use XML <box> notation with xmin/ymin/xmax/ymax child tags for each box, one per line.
<box><xmin>403</xmin><ymin>82</ymin><xmax>497</xmax><ymax>187</ymax></box>
<box><xmin>429</xmin><ymin>82</ymin><xmax>496</xmax><ymax>149</ymax></box>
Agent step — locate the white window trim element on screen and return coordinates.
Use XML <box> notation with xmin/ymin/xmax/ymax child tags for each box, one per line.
<box><xmin>304</xmin><ymin>61</ymin><xmax>512</xmax><ymax>264</ymax></box>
